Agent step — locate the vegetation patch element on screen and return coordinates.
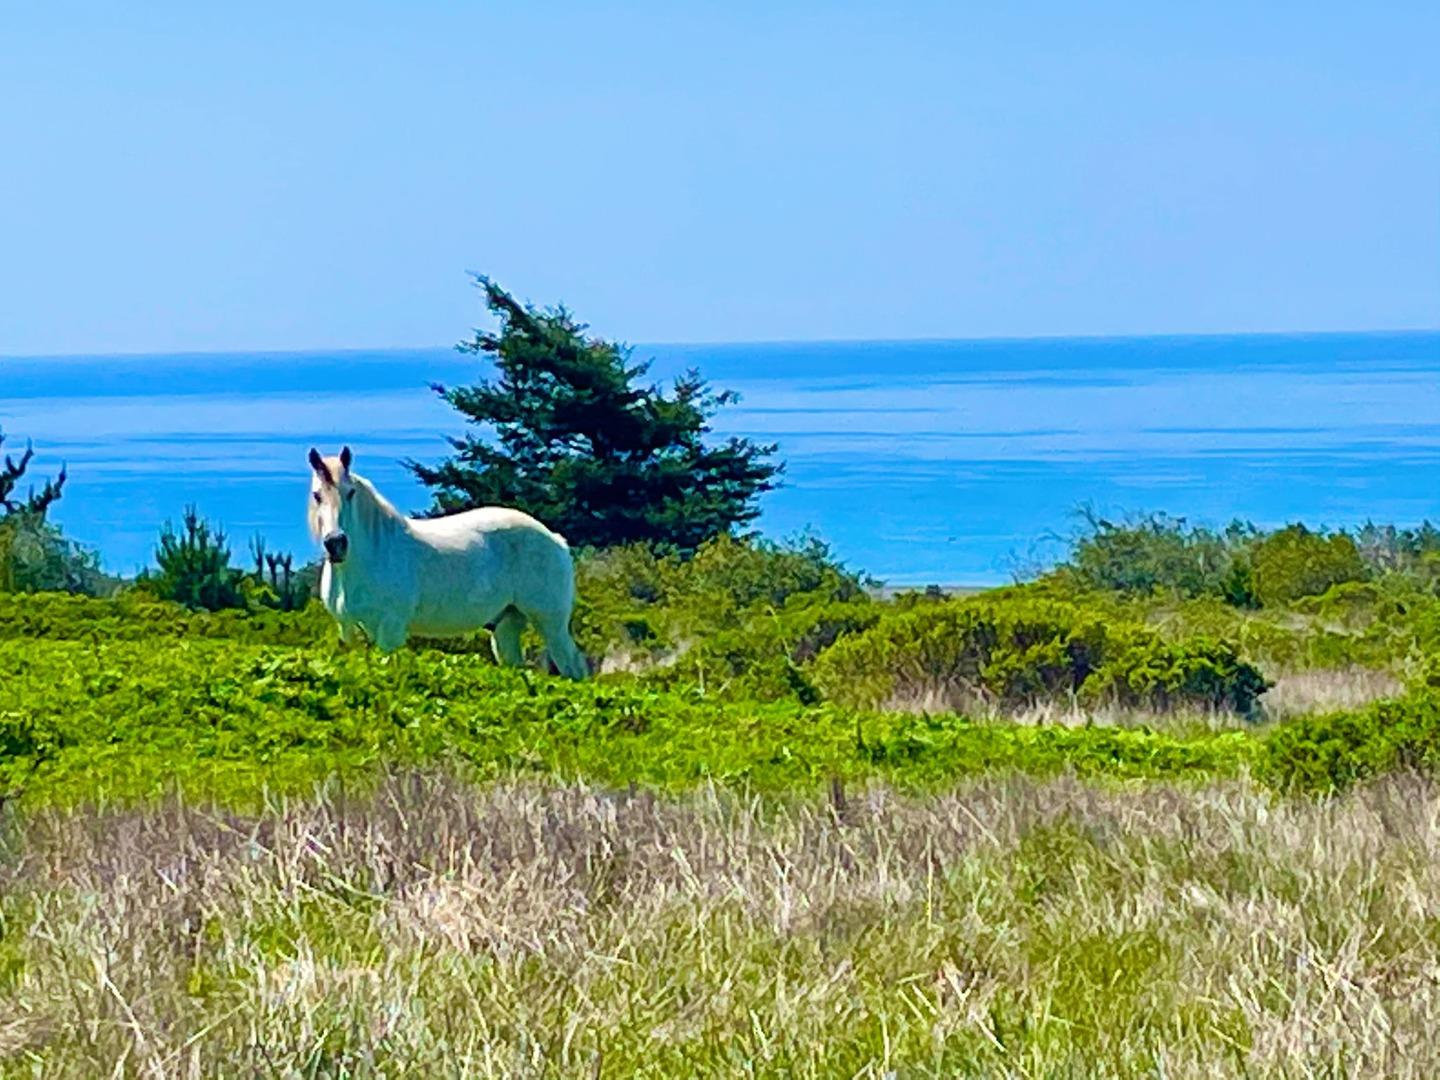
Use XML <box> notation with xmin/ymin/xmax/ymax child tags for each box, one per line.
<box><xmin>811</xmin><ymin>595</ymin><xmax>1270</xmax><ymax>717</ymax></box>
<box><xmin>0</xmin><ymin>633</ymin><xmax>1260</xmax><ymax>809</ymax></box>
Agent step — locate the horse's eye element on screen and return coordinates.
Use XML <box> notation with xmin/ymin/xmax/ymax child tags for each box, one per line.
<box><xmin>312</xmin><ymin>491</ymin><xmax>321</xmax><ymax>503</ymax></box>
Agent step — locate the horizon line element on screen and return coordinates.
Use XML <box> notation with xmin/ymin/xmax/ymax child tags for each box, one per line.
<box><xmin>4</xmin><ymin>325</ymin><xmax>1439</xmax><ymax>364</ymax></box>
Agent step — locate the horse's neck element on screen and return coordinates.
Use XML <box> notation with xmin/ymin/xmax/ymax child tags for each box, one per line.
<box><xmin>354</xmin><ymin>481</ymin><xmax>410</xmax><ymax>547</ymax></box>
<box><xmin>338</xmin><ymin>486</ymin><xmax>414</xmax><ymax>591</ymax></box>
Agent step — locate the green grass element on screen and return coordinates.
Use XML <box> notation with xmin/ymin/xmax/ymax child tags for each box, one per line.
<box><xmin>1</xmin><ymin>636</ymin><xmax>1258</xmax><ymax>810</ymax></box>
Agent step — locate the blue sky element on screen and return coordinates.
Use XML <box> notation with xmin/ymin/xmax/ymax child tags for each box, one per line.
<box><xmin>2</xmin><ymin>2</ymin><xmax>1437</xmax><ymax>355</ymax></box>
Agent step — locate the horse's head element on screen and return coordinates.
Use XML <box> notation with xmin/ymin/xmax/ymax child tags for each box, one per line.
<box><xmin>307</xmin><ymin>445</ymin><xmax>355</xmax><ymax>564</ymax></box>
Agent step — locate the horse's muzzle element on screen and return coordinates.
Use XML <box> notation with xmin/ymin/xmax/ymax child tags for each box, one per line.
<box><xmin>323</xmin><ymin>531</ymin><xmax>349</xmax><ymax>564</ymax></box>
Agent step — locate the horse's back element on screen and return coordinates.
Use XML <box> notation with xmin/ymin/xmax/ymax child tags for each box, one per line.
<box><xmin>411</xmin><ymin>506</ymin><xmax>569</xmax><ymax>554</ymax></box>
<box><xmin>409</xmin><ymin>505</ymin><xmax>573</xmax><ymax>615</ymax></box>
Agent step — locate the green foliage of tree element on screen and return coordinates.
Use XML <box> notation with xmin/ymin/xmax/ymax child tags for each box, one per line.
<box><xmin>0</xmin><ymin>514</ymin><xmax>108</xmax><ymax>595</ymax></box>
<box><xmin>1248</xmin><ymin>525</ymin><xmax>1367</xmax><ymax>607</ymax></box>
<box><xmin>1059</xmin><ymin>510</ymin><xmax>1258</xmax><ymax>604</ymax></box>
<box><xmin>0</xmin><ymin>428</ymin><xmax>108</xmax><ymax>595</ymax></box>
<box><xmin>144</xmin><ymin>506</ymin><xmax>247</xmax><ymax>612</ymax></box>
<box><xmin>408</xmin><ymin>276</ymin><xmax>782</xmax><ymax>551</ymax></box>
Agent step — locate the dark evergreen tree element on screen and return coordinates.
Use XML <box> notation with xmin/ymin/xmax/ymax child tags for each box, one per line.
<box><xmin>0</xmin><ymin>428</ymin><xmax>66</xmax><ymax>517</ymax></box>
<box><xmin>0</xmin><ymin>429</ymin><xmax>107</xmax><ymax>594</ymax></box>
<box><xmin>407</xmin><ymin>276</ymin><xmax>781</xmax><ymax>551</ymax></box>
<box><xmin>148</xmin><ymin>506</ymin><xmax>246</xmax><ymax>611</ymax></box>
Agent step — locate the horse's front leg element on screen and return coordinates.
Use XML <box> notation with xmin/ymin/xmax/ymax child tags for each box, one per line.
<box><xmin>371</xmin><ymin>617</ymin><xmax>409</xmax><ymax>654</ymax></box>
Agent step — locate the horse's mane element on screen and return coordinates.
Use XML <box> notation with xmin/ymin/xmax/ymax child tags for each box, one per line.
<box><xmin>350</xmin><ymin>473</ymin><xmax>408</xmax><ymax>537</ymax></box>
<box><xmin>307</xmin><ymin>470</ymin><xmax>408</xmax><ymax>542</ymax></box>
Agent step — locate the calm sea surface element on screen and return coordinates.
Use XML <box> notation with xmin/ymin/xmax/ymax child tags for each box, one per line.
<box><xmin>4</xmin><ymin>331</ymin><xmax>1439</xmax><ymax>585</ymax></box>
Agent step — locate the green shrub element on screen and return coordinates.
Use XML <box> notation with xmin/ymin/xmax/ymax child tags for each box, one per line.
<box><xmin>1258</xmin><ymin>690</ymin><xmax>1440</xmax><ymax>794</ymax></box>
<box><xmin>572</xmin><ymin>543</ymin><xmax>673</xmax><ymax>660</ymax></box>
<box><xmin>813</xmin><ymin>598</ymin><xmax>1107</xmax><ymax>711</ymax></box>
<box><xmin>144</xmin><ymin>506</ymin><xmax>247</xmax><ymax>612</ymax></box>
<box><xmin>1289</xmin><ymin>580</ymin><xmax>1386</xmax><ymax>628</ymax></box>
<box><xmin>0</xmin><ymin>514</ymin><xmax>109</xmax><ymax>596</ymax></box>
<box><xmin>0</xmin><ymin>591</ymin><xmax>332</xmax><ymax>646</ymax></box>
<box><xmin>1248</xmin><ymin>525</ymin><xmax>1367</xmax><ymax>607</ymax></box>
<box><xmin>0</xmin><ymin>630</ymin><xmax>1257</xmax><ymax>808</ymax></box>
<box><xmin>1354</xmin><ymin>520</ymin><xmax>1440</xmax><ymax>579</ymax></box>
<box><xmin>1048</xmin><ymin>513</ymin><xmax>1440</xmax><ymax>611</ymax></box>
<box><xmin>573</xmin><ymin>534</ymin><xmax>869</xmax><ymax>664</ymax></box>
<box><xmin>1056</xmin><ymin>511</ymin><xmax>1255</xmax><ymax>602</ymax></box>
<box><xmin>1082</xmin><ymin>634</ymin><xmax>1270</xmax><ymax>716</ymax></box>
<box><xmin>812</xmin><ymin>596</ymin><xmax>1267</xmax><ymax>716</ymax></box>
<box><xmin>649</xmin><ymin>599</ymin><xmax>882</xmax><ymax>702</ymax></box>
<box><xmin>1136</xmin><ymin>589</ymin><xmax>1418</xmax><ymax>674</ymax></box>
<box><xmin>663</xmin><ymin>532</ymin><xmax>868</xmax><ymax>615</ymax></box>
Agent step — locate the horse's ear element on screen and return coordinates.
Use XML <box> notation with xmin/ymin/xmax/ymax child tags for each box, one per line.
<box><xmin>308</xmin><ymin>447</ymin><xmax>333</xmax><ymax>485</ymax></box>
<box><xmin>339</xmin><ymin>446</ymin><xmax>353</xmax><ymax>473</ymax></box>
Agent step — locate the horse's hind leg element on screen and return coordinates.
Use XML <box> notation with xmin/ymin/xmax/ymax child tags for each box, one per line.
<box><xmin>490</xmin><ymin>607</ymin><xmax>527</xmax><ymax>668</ymax></box>
<box><xmin>529</xmin><ymin>608</ymin><xmax>589</xmax><ymax>681</ymax></box>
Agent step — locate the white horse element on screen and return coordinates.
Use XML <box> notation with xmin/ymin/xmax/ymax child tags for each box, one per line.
<box><xmin>307</xmin><ymin>446</ymin><xmax>588</xmax><ymax>679</ymax></box>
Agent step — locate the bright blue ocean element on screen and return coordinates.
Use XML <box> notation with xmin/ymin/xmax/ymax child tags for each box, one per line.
<box><xmin>4</xmin><ymin>331</ymin><xmax>1439</xmax><ymax>585</ymax></box>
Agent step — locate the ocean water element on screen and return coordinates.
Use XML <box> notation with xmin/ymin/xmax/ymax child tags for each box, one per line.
<box><xmin>3</xmin><ymin>330</ymin><xmax>1439</xmax><ymax>585</ymax></box>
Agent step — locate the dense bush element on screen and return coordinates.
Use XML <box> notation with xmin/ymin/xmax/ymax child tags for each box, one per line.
<box><xmin>664</xmin><ymin>533</ymin><xmax>867</xmax><ymax>614</ymax></box>
<box><xmin>1354</xmin><ymin>520</ymin><xmax>1440</xmax><ymax>578</ymax></box>
<box><xmin>0</xmin><ymin>514</ymin><xmax>109</xmax><ymax>596</ymax></box>
<box><xmin>1248</xmin><ymin>525</ymin><xmax>1367</xmax><ymax>607</ymax></box>
<box><xmin>573</xmin><ymin>533</ymin><xmax>870</xmax><ymax>665</ymax></box>
<box><xmin>1051</xmin><ymin>513</ymin><xmax>1407</xmax><ymax>611</ymax></box>
<box><xmin>0</xmin><ymin>591</ymin><xmax>331</xmax><ymax>646</ymax></box>
<box><xmin>812</xmin><ymin>596</ymin><xmax>1269</xmax><ymax>716</ymax></box>
<box><xmin>648</xmin><ymin>600</ymin><xmax>883</xmax><ymax>703</ymax></box>
<box><xmin>1137</xmin><ymin>592</ymin><xmax>1388</xmax><ymax>673</ymax></box>
<box><xmin>1055</xmin><ymin>511</ymin><xmax>1256</xmax><ymax>603</ymax></box>
<box><xmin>1258</xmin><ymin>690</ymin><xmax>1440</xmax><ymax>794</ymax></box>
<box><xmin>14</xmin><ymin>586</ymin><xmax>1440</xmax><ymax>806</ymax></box>
<box><xmin>1082</xmin><ymin>634</ymin><xmax>1269</xmax><ymax>715</ymax></box>
<box><xmin>143</xmin><ymin>506</ymin><xmax>247</xmax><ymax>611</ymax></box>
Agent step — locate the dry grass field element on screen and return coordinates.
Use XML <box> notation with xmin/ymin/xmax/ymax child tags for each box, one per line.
<box><xmin>2</xmin><ymin>769</ymin><xmax>1438</xmax><ymax>1077</ymax></box>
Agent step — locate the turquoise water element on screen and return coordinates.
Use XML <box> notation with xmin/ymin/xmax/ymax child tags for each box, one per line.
<box><xmin>3</xmin><ymin>330</ymin><xmax>1439</xmax><ymax>585</ymax></box>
